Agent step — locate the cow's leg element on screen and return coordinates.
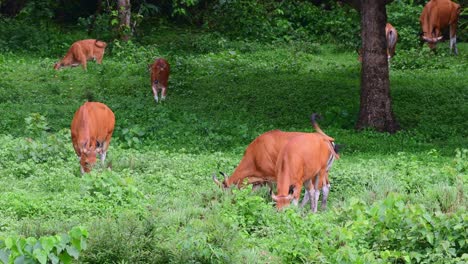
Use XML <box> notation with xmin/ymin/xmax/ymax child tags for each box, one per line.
<box><xmin>312</xmin><ymin>171</ymin><xmax>325</xmax><ymax>213</ymax></box>
<box><xmin>450</xmin><ymin>24</ymin><xmax>458</xmax><ymax>55</ymax></box>
<box><xmin>161</xmin><ymin>86</ymin><xmax>167</xmax><ymax>101</ymax></box>
<box><xmin>313</xmin><ymin>187</ymin><xmax>320</xmax><ymax>213</ymax></box>
<box><xmin>152</xmin><ymin>83</ymin><xmax>159</xmax><ymax>103</ymax></box>
<box><xmin>321</xmin><ymin>183</ymin><xmax>330</xmax><ymax>210</ymax></box>
<box><xmin>309</xmin><ymin>188</ymin><xmax>317</xmax><ymax>212</ymax></box>
<box><xmin>77</xmin><ymin>52</ymin><xmax>87</xmax><ymax>71</ymax></box>
<box><xmin>300</xmin><ymin>179</ymin><xmax>311</xmax><ymax>208</ymax></box>
<box><xmin>291</xmin><ymin>182</ymin><xmax>303</xmax><ymax>206</ymax></box>
<box><xmin>96</xmin><ymin>52</ymin><xmax>104</xmax><ymax>64</ymax></box>
<box><xmin>100</xmin><ymin>151</ymin><xmax>107</xmax><ymax>165</ymax></box>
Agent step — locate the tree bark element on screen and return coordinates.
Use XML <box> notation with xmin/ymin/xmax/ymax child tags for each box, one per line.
<box><xmin>356</xmin><ymin>0</ymin><xmax>399</xmax><ymax>133</ymax></box>
<box><xmin>117</xmin><ymin>0</ymin><xmax>131</xmax><ymax>41</ymax></box>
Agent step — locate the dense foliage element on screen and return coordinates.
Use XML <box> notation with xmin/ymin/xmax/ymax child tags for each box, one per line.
<box><xmin>1</xmin><ymin>0</ymin><xmax>466</xmax><ymax>54</ymax></box>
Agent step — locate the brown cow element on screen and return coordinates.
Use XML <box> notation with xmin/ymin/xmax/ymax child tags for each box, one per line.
<box><xmin>71</xmin><ymin>102</ymin><xmax>115</xmax><ymax>174</ymax></box>
<box><xmin>272</xmin><ymin>114</ymin><xmax>339</xmax><ymax>212</ymax></box>
<box><xmin>150</xmin><ymin>58</ymin><xmax>170</xmax><ymax>103</ymax></box>
<box><xmin>213</xmin><ymin>115</ymin><xmax>338</xmax><ymax>209</ymax></box>
<box><xmin>420</xmin><ymin>0</ymin><xmax>461</xmax><ymax>54</ymax></box>
<box><xmin>54</xmin><ymin>39</ymin><xmax>107</xmax><ymax>70</ymax></box>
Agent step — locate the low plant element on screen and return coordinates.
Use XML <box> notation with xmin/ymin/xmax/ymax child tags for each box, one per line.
<box><xmin>0</xmin><ymin>226</ymin><xmax>88</xmax><ymax>264</ymax></box>
<box><xmin>81</xmin><ymin>171</ymin><xmax>144</xmax><ymax>207</ymax></box>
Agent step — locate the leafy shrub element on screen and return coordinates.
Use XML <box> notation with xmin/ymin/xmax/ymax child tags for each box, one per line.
<box><xmin>334</xmin><ymin>194</ymin><xmax>467</xmax><ymax>263</ymax></box>
<box><xmin>81</xmin><ymin>171</ymin><xmax>144</xmax><ymax>207</ymax></box>
<box><xmin>18</xmin><ymin>114</ymin><xmax>71</xmax><ymax>164</ymax></box>
<box><xmin>117</xmin><ymin>124</ymin><xmax>146</xmax><ymax>149</ymax></box>
<box><xmin>81</xmin><ymin>212</ymin><xmax>156</xmax><ymax>263</ymax></box>
<box><xmin>0</xmin><ymin>226</ymin><xmax>88</xmax><ymax>264</ymax></box>
<box><xmin>25</xmin><ymin>113</ymin><xmax>50</xmax><ymax>138</ymax></box>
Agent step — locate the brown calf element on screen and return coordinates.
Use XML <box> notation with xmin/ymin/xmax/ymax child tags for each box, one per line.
<box><xmin>150</xmin><ymin>58</ymin><xmax>170</xmax><ymax>103</ymax></box>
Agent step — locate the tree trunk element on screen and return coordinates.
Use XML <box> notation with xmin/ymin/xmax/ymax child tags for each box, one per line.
<box><xmin>356</xmin><ymin>0</ymin><xmax>399</xmax><ymax>133</ymax></box>
<box><xmin>117</xmin><ymin>0</ymin><xmax>131</xmax><ymax>41</ymax></box>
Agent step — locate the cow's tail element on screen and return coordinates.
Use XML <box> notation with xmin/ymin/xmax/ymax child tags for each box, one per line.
<box><xmin>95</xmin><ymin>40</ymin><xmax>107</xmax><ymax>48</ymax></box>
<box><xmin>310</xmin><ymin>113</ymin><xmax>334</xmax><ymax>142</ymax></box>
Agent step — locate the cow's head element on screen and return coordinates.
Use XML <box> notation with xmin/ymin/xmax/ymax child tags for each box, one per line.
<box><xmin>53</xmin><ymin>62</ymin><xmax>62</xmax><ymax>70</ymax></box>
<box><xmin>271</xmin><ymin>192</ymin><xmax>293</xmax><ymax>210</ymax></box>
<box><xmin>80</xmin><ymin>144</ymin><xmax>97</xmax><ymax>173</ymax></box>
<box><xmin>212</xmin><ymin>172</ymin><xmax>229</xmax><ymax>189</ymax></box>
<box><xmin>421</xmin><ymin>32</ymin><xmax>443</xmax><ymax>50</ymax></box>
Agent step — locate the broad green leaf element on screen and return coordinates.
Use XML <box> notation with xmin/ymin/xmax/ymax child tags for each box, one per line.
<box><xmin>4</xmin><ymin>237</ymin><xmax>14</xmax><ymax>249</ymax></box>
<box><xmin>32</xmin><ymin>249</ymin><xmax>47</xmax><ymax>264</ymax></box>
<box><xmin>58</xmin><ymin>252</ymin><xmax>72</xmax><ymax>264</ymax></box>
<box><xmin>42</xmin><ymin>237</ymin><xmax>56</xmax><ymax>254</ymax></box>
<box><xmin>65</xmin><ymin>246</ymin><xmax>79</xmax><ymax>259</ymax></box>
<box><xmin>0</xmin><ymin>249</ymin><xmax>10</xmax><ymax>264</ymax></box>
<box><xmin>48</xmin><ymin>253</ymin><xmax>59</xmax><ymax>264</ymax></box>
<box><xmin>426</xmin><ymin>233</ymin><xmax>434</xmax><ymax>245</ymax></box>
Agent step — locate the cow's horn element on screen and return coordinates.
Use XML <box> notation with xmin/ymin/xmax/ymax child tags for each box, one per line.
<box><xmin>271</xmin><ymin>192</ymin><xmax>294</xmax><ymax>202</ymax></box>
<box><xmin>271</xmin><ymin>191</ymin><xmax>279</xmax><ymax>201</ymax></box>
<box><xmin>212</xmin><ymin>173</ymin><xmax>223</xmax><ymax>187</ymax></box>
<box><xmin>220</xmin><ymin>171</ymin><xmax>228</xmax><ymax>179</ymax></box>
<box><xmin>422</xmin><ymin>36</ymin><xmax>443</xmax><ymax>43</ymax></box>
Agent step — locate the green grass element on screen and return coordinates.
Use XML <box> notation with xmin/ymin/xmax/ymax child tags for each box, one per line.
<box><xmin>0</xmin><ymin>30</ymin><xmax>467</xmax><ymax>263</ymax></box>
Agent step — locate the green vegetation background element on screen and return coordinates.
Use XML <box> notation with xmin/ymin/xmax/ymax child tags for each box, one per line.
<box><xmin>0</xmin><ymin>0</ymin><xmax>467</xmax><ymax>263</ymax></box>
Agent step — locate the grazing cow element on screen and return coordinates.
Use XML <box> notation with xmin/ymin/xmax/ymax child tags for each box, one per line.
<box><xmin>420</xmin><ymin>0</ymin><xmax>461</xmax><ymax>54</ymax></box>
<box><xmin>358</xmin><ymin>23</ymin><xmax>398</xmax><ymax>62</ymax></box>
<box><xmin>54</xmin><ymin>39</ymin><xmax>107</xmax><ymax>70</ymax></box>
<box><xmin>271</xmin><ymin>114</ymin><xmax>339</xmax><ymax>212</ymax></box>
<box><xmin>213</xmin><ymin>115</ymin><xmax>338</xmax><ymax>209</ymax></box>
<box><xmin>150</xmin><ymin>58</ymin><xmax>170</xmax><ymax>103</ymax></box>
<box><xmin>71</xmin><ymin>102</ymin><xmax>115</xmax><ymax>174</ymax></box>
<box><xmin>212</xmin><ymin>130</ymin><xmax>305</xmax><ymax>189</ymax></box>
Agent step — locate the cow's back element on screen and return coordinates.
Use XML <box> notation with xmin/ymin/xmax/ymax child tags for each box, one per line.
<box><xmin>71</xmin><ymin>102</ymin><xmax>115</xmax><ymax>148</ymax></box>
<box><xmin>277</xmin><ymin>133</ymin><xmax>331</xmax><ymax>179</ymax></box>
<box><xmin>72</xmin><ymin>39</ymin><xmax>104</xmax><ymax>58</ymax></box>
<box><xmin>421</xmin><ymin>0</ymin><xmax>459</xmax><ymax>27</ymax></box>
<box><xmin>249</xmin><ymin>130</ymin><xmax>304</xmax><ymax>175</ymax></box>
